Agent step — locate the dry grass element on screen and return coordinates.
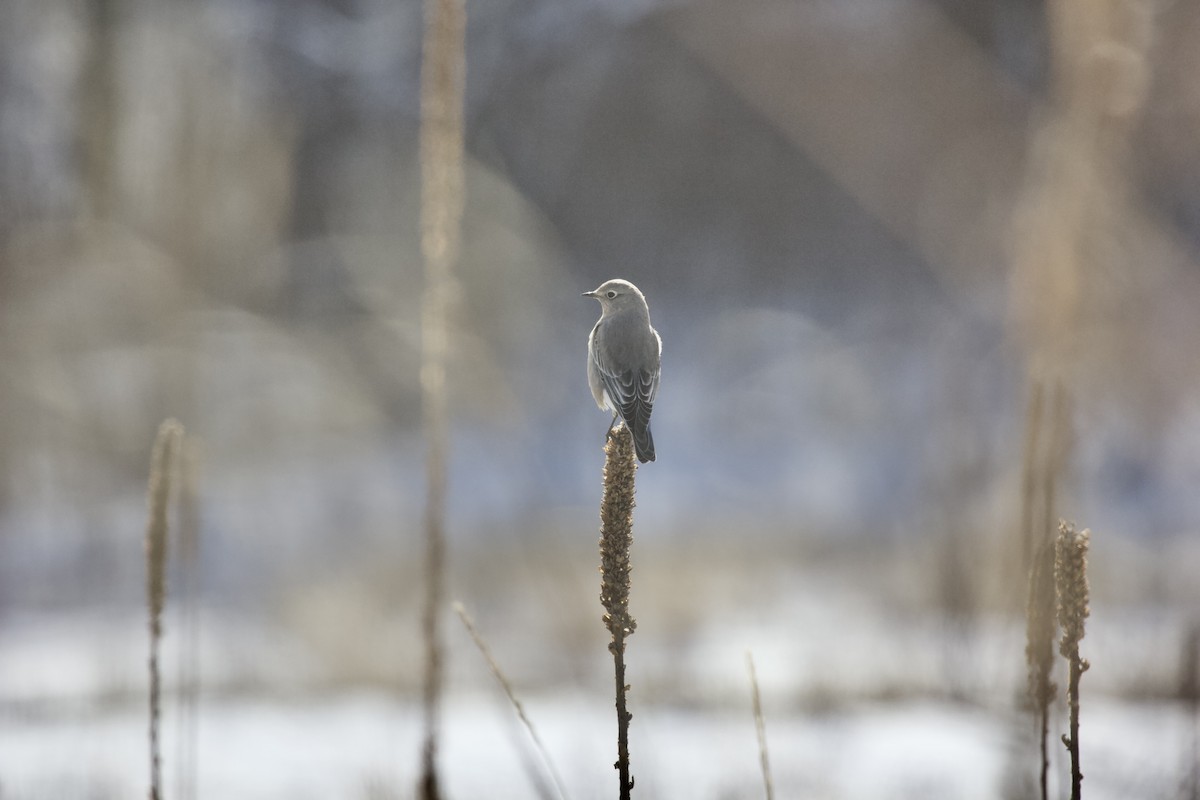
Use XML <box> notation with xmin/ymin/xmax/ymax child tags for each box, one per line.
<box><xmin>454</xmin><ymin>602</ymin><xmax>570</xmax><ymax>800</ymax></box>
<box><xmin>3</xmin><ymin>1</ymin><xmax>1188</xmax><ymax>796</ymax></box>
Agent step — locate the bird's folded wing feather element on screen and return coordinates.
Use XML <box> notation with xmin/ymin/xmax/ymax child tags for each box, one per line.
<box><xmin>593</xmin><ymin>345</ymin><xmax>658</xmax><ymax>429</ymax></box>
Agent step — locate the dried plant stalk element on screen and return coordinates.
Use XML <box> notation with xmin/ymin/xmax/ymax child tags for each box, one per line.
<box><xmin>417</xmin><ymin>0</ymin><xmax>465</xmax><ymax>795</ymax></box>
<box><xmin>1042</xmin><ymin>385</ymin><xmax>1072</xmax><ymax>558</ymax></box>
<box><xmin>175</xmin><ymin>436</ymin><xmax>203</xmax><ymax>800</ymax></box>
<box><xmin>1182</xmin><ymin>623</ymin><xmax>1200</xmax><ymax>800</ymax></box>
<box><xmin>1018</xmin><ymin>380</ymin><xmax>1045</xmax><ymax>577</ymax></box>
<box><xmin>145</xmin><ymin>419</ymin><xmax>183</xmax><ymax>800</ymax></box>
<box><xmin>746</xmin><ymin>652</ymin><xmax>775</xmax><ymax>800</ymax></box>
<box><xmin>600</xmin><ymin>424</ymin><xmax>638</xmax><ymax>799</ymax></box>
<box><xmin>454</xmin><ymin>603</ymin><xmax>571</xmax><ymax>800</ymax></box>
<box><xmin>1015</xmin><ymin>377</ymin><xmax>1074</xmax><ymax>799</ymax></box>
<box><xmin>1055</xmin><ymin>521</ymin><xmax>1091</xmax><ymax>800</ymax></box>
<box><xmin>1025</xmin><ymin>540</ymin><xmax>1058</xmax><ymax>800</ymax></box>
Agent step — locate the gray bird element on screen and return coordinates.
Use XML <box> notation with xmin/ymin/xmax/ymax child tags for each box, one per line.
<box><xmin>584</xmin><ymin>279</ymin><xmax>661</xmax><ymax>463</ymax></box>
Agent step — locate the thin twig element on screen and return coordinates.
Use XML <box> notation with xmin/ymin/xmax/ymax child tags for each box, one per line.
<box><xmin>454</xmin><ymin>602</ymin><xmax>571</xmax><ymax>800</ymax></box>
<box><xmin>746</xmin><ymin>652</ymin><xmax>774</xmax><ymax>800</ymax></box>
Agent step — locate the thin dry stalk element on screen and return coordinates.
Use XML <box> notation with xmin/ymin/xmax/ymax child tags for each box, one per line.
<box><xmin>746</xmin><ymin>652</ymin><xmax>774</xmax><ymax>800</ymax></box>
<box><xmin>145</xmin><ymin>419</ymin><xmax>183</xmax><ymax>800</ymax></box>
<box><xmin>417</xmin><ymin>0</ymin><xmax>465</xmax><ymax>796</ymax></box>
<box><xmin>1182</xmin><ymin>622</ymin><xmax>1200</xmax><ymax>800</ymax></box>
<box><xmin>1018</xmin><ymin>380</ymin><xmax>1045</xmax><ymax>577</ymax></box>
<box><xmin>1055</xmin><ymin>521</ymin><xmax>1091</xmax><ymax>800</ymax></box>
<box><xmin>1042</xmin><ymin>384</ymin><xmax>1072</xmax><ymax>557</ymax></box>
<box><xmin>175</xmin><ymin>436</ymin><xmax>203</xmax><ymax>800</ymax></box>
<box><xmin>454</xmin><ymin>602</ymin><xmax>571</xmax><ymax>800</ymax></box>
<box><xmin>1025</xmin><ymin>540</ymin><xmax>1058</xmax><ymax>800</ymax></box>
<box><xmin>1015</xmin><ymin>379</ymin><xmax>1072</xmax><ymax>605</ymax></box>
<box><xmin>1017</xmin><ymin>377</ymin><xmax>1073</xmax><ymax>800</ymax></box>
<box><xmin>599</xmin><ymin>424</ymin><xmax>638</xmax><ymax>799</ymax></box>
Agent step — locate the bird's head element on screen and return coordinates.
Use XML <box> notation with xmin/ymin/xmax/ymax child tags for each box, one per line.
<box><xmin>583</xmin><ymin>279</ymin><xmax>647</xmax><ymax>314</ymax></box>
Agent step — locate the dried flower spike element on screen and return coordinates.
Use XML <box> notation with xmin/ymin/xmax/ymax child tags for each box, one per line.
<box><xmin>1055</xmin><ymin>522</ymin><xmax>1091</xmax><ymax>660</ymax></box>
<box><xmin>600</xmin><ymin>423</ymin><xmax>638</xmax><ymax>645</ymax></box>
<box><xmin>599</xmin><ymin>422</ymin><xmax>638</xmax><ymax>799</ymax></box>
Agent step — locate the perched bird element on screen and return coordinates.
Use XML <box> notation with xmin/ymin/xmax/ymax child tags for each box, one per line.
<box><xmin>584</xmin><ymin>279</ymin><xmax>662</xmax><ymax>463</ymax></box>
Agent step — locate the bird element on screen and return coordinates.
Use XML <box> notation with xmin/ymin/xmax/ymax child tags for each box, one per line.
<box><xmin>583</xmin><ymin>279</ymin><xmax>661</xmax><ymax>463</ymax></box>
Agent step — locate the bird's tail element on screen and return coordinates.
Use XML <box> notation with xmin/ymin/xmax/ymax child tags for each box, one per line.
<box><xmin>633</xmin><ymin>423</ymin><xmax>655</xmax><ymax>463</ymax></box>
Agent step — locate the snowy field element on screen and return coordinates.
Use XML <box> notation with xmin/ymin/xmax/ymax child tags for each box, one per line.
<box><xmin>0</xmin><ymin>596</ymin><xmax>1194</xmax><ymax>800</ymax></box>
<box><xmin>0</xmin><ymin>691</ymin><xmax>1192</xmax><ymax>799</ymax></box>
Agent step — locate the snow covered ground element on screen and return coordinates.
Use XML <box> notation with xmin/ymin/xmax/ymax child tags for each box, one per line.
<box><xmin>0</xmin><ymin>600</ymin><xmax>1194</xmax><ymax>800</ymax></box>
<box><xmin>0</xmin><ymin>691</ymin><xmax>1191</xmax><ymax>799</ymax></box>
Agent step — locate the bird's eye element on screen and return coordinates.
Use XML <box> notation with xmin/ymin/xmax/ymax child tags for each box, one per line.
<box><xmin>606</xmin><ymin>291</ymin><xmax>617</xmax><ymax>299</ymax></box>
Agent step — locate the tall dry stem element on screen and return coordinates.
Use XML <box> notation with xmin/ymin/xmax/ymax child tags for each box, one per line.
<box><xmin>145</xmin><ymin>419</ymin><xmax>183</xmax><ymax>800</ymax></box>
<box><xmin>599</xmin><ymin>424</ymin><xmax>638</xmax><ymax>799</ymax></box>
<box><xmin>417</xmin><ymin>0</ymin><xmax>465</xmax><ymax>796</ymax></box>
<box><xmin>175</xmin><ymin>436</ymin><xmax>203</xmax><ymax>800</ymax></box>
<box><xmin>1041</xmin><ymin>385</ymin><xmax>1072</xmax><ymax>557</ymax></box>
<box><xmin>746</xmin><ymin>652</ymin><xmax>774</xmax><ymax>800</ymax></box>
<box><xmin>1018</xmin><ymin>380</ymin><xmax>1045</xmax><ymax>577</ymax></box>
<box><xmin>1055</xmin><ymin>520</ymin><xmax>1091</xmax><ymax>800</ymax></box>
<box><xmin>1182</xmin><ymin>623</ymin><xmax>1200</xmax><ymax>800</ymax></box>
<box><xmin>1016</xmin><ymin>375</ymin><xmax>1073</xmax><ymax>800</ymax></box>
<box><xmin>1025</xmin><ymin>540</ymin><xmax>1057</xmax><ymax>800</ymax></box>
<box><xmin>454</xmin><ymin>602</ymin><xmax>570</xmax><ymax>800</ymax></box>
<box><xmin>1016</xmin><ymin>377</ymin><xmax>1072</xmax><ymax>798</ymax></box>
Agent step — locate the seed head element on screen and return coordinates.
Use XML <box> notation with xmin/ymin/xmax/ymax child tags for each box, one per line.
<box><xmin>1055</xmin><ymin>521</ymin><xmax>1091</xmax><ymax>658</ymax></box>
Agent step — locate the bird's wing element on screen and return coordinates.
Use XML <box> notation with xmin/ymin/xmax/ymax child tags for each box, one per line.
<box><xmin>592</xmin><ymin>334</ymin><xmax>659</xmax><ymax>431</ymax></box>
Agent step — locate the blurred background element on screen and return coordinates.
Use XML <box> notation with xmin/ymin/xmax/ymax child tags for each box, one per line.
<box><xmin>3</xmin><ymin>0</ymin><xmax>1200</xmax><ymax>797</ymax></box>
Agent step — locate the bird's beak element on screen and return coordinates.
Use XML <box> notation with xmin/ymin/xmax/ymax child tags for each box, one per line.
<box><xmin>582</xmin><ymin>290</ymin><xmax>599</xmax><ymax>298</ymax></box>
